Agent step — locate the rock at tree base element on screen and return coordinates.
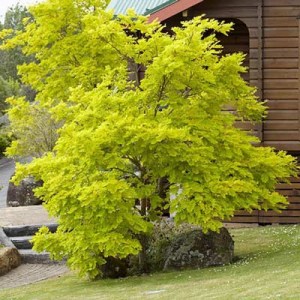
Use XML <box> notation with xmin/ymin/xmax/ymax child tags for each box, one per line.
<box><xmin>101</xmin><ymin>225</ymin><xmax>234</xmax><ymax>278</ymax></box>
<box><xmin>0</xmin><ymin>247</ymin><xmax>21</xmax><ymax>276</ymax></box>
<box><xmin>6</xmin><ymin>176</ymin><xmax>43</xmax><ymax>207</ymax></box>
<box><xmin>163</xmin><ymin>228</ymin><xmax>234</xmax><ymax>270</ymax></box>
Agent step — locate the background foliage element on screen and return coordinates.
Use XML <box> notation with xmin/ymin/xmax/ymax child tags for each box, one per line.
<box><xmin>0</xmin><ymin>4</ymin><xmax>35</xmax><ymax>113</ymax></box>
<box><xmin>0</xmin><ymin>4</ymin><xmax>36</xmax><ymax>156</ymax></box>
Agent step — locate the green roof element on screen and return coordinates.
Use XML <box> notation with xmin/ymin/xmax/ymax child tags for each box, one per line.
<box><xmin>107</xmin><ymin>0</ymin><xmax>177</xmax><ymax>16</ymax></box>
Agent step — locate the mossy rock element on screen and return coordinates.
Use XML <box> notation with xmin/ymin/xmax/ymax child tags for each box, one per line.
<box><xmin>0</xmin><ymin>247</ymin><xmax>21</xmax><ymax>276</ymax></box>
<box><xmin>101</xmin><ymin>220</ymin><xmax>234</xmax><ymax>278</ymax></box>
<box><xmin>7</xmin><ymin>176</ymin><xmax>43</xmax><ymax>207</ymax></box>
<box><xmin>163</xmin><ymin>228</ymin><xmax>234</xmax><ymax>270</ymax></box>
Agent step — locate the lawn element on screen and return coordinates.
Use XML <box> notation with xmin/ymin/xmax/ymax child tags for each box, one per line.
<box><xmin>0</xmin><ymin>225</ymin><xmax>299</xmax><ymax>300</ymax></box>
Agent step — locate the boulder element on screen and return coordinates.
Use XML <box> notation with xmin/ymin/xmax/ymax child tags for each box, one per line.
<box><xmin>163</xmin><ymin>228</ymin><xmax>234</xmax><ymax>271</ymax></box>
<box><xmin>6</xmin><ymin>176</ymin><xmax>43</xmax><ymax>207</ymax></box>
<box><xmin>0</xmin><ymin>247</ymin><xmax>21</xmax><ymax>276</ymax></box>
<box><xmin>100</xmin><ymin>224</ymin><xmax>234</xmax><ymax>278</ymax></box>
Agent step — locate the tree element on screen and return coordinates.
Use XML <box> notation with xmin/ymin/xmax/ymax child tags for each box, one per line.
<box><xmin>0</xmin><ymin>4</ymin><xmax>35</xmax><ymax>108</ymax></box>
<box><xmin>6</xmin><ymin>97</ymin><xmax>60</xmax><ymax>158</ymax></box>
<box><xmin>4</xmin><ymin>3</ymin><xmax>31</xmax><ymax>31</ymax></box>
<box><xmin>0</xmin><ymin>4</ymin><xmax>32</xmax><ymax>81</ymax></box>
<box><xmin>1</xmin><ymin>0</ymin><xmax>296</xmax><ymax>278</ymax></box>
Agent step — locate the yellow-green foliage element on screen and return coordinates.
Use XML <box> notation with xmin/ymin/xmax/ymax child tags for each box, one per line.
<box><xmin>1</xmin><ymin>0</ymin><xmax>297</xmax><ymax>278</ymax></box>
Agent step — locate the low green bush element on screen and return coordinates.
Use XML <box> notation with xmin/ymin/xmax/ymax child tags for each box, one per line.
<box><xmin>0</xmin><ymin>133</ymin><xmax>11</xmax><ymax>157</ymax></box>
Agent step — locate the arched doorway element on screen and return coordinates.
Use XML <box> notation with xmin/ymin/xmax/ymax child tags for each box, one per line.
<box><xmin>217</xmin><ymin>18</ymin><xmax>250</xmax><ymax>82</ymax></box>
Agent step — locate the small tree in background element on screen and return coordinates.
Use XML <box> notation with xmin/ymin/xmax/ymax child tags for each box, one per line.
<box><xmin>1</xmin><ymin>0</ymin><xmax>296</xmax><ymax>278</ymax></box>
<box><xmin>0</xmin><ymin>4</ymin><xmax>32</xmax><ymax>81</ymax></box>
<box><xmin>6</xmin><ymin>97</ymin><xmax>60</xmax><ymax>158</ymax></box>
<box><xmin>0</xmin><ymin>5</ymin><xmax>36</xmax><ymax>155</ymax></box>
<box><xmin>0</xmin><ymin>3</ymin><xmax>35</xmax><ymax>110</ymax></box>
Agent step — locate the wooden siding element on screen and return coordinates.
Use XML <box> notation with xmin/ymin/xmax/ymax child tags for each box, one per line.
<box><xmin>230</xmin><ymin>177</ymin><xmax>300</xmax><ymax>224</ymax></box>
<box><xmin>262</xmin><ymin>1</ymin><xmax>300</xmax><ymax>151</ymax></box>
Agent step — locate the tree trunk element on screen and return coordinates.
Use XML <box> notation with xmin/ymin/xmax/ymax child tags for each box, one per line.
<box><xmin>138</xmin><ymin>233</ymin><xmax>149</xmax><ymax>274</ymax></box>
<box><xmin>138</xmin><ymin>198</ymin><xmax>149</xmax><ymax>273</ymax></box>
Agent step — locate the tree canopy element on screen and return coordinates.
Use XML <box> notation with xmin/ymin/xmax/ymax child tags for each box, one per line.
<box><xmin>1</xmin><ymin>0</ymin><xmax>296</xmax><ymax>278</ymax></box>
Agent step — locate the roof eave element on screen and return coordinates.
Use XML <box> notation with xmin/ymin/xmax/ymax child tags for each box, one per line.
<box><xmin>144</xmin><ymin>0</ymin><xmax>177</xmax><ymax>16</ymax></box>
<box><xmin>147</xmin><ymin>0</ymin><xmax>205</xmax><ymax>23</ymax></box>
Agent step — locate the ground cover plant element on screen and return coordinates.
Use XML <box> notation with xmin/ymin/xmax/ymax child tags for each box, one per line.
<box><xmin>0</xmin><ymin>0</ymin><xmax>296</xmax><ymax>278</ymax></box>
<box><xmin>0</xmin><ymin>225</ymin><xmax>299</xmax><ymax>300</ymax></box>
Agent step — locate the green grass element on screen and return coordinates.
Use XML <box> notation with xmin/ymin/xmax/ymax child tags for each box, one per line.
<box><xmin>1</xmin><ymin>225</ymin><xmax>300</xmax><ymax>300</ymax></box>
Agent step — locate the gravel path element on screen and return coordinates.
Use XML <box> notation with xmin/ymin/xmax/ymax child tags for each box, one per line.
<box><xmin>0</xmin><ymin>264</ymin><xmax>69</xmax><ymax>290</ymax></box>
<box><xmin>0</xmin><ymin>158</ymin><xmax>15</xmax><ymax>208</ymax></box>
<box><xmin>0</xmin><ymin>197</ymin><xmax>68</xmax><ymax>289</ymax></box>
<box><xmin>0</xmin><ymin>206</ymin><xmax>57</xmax><ymax>227</ymax></box>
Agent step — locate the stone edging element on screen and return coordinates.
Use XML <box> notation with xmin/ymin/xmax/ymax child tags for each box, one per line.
<box><xmin>0</xmin><ymin>227</ymin><xmax>15</xmax><ymax>248</ymax></box>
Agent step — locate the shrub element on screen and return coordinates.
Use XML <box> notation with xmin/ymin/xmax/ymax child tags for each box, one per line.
<box><xmin>0</xmin><ymin>133</ymin><xmax>11</xmax><ymax>157</ymax></box>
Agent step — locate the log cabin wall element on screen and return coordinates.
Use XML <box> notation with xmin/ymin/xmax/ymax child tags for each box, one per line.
<box><xmin>164</xmin><ymin>0</ymin><xmax>300</xmax><ymax>223</ymax></box>
<box><xmin>258</xmin><ymin>0</ymin><xmax>300</xmax><ymax>224</ymax></box>
<box><xmin>262</xmin><ymin>0</ymin><xmax>300</xmax><ymax>151</ymax></box>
